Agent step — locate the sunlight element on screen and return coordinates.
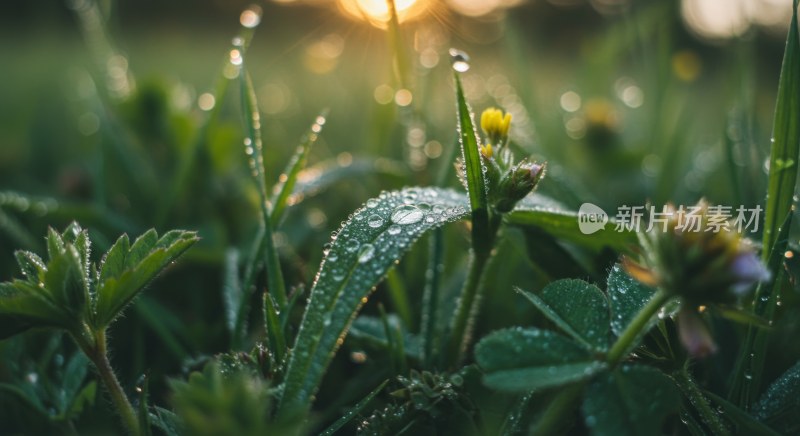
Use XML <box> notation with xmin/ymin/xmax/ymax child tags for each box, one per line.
<box><xmin>338</xmin><ymin>0</ymin><xmax>431</xmax><ymax>28</ymax></box>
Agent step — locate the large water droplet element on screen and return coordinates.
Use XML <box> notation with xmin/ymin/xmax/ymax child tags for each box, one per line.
<box><xmin>449</xmin><ymin>48</ymin><xmax>470</xmax><ymax>72</ymax></box>
<box><xmin>391</xmin><ymin>204</ymin><xmax>424</xmax><ymax>225</ymax></box>
<box><xmin>387</xmin><ymin>224</ymin><xmax>402</xmax><ymax>235</ymax></box>
<box><xmin>367</xmin><ymin>214</ymin><xmax>384</xmax><ymax>228</ymax></box>
<box><xmin>358</xmin><ymin>244</ymin><xmax>375</xmax><ymax>263</ymax></box>
<box><xmin>344</xmin><ymin>239</ymin><xmax>360</xmax><ymax>253</ymax></box>
<box><xmin>366</xmin><ymin>198</ymin><xmax>379</xmax><ymax>208</ymax></box>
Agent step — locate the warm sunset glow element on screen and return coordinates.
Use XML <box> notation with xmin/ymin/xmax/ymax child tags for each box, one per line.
<box><xmin>337</xmin><ymin>0</ymin><xmax>431</xmax><ymax>28</ymax></box>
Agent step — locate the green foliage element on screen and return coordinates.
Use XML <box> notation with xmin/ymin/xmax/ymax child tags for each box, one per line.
<box><xmin>278</xmin><ymin>187</ymin><xmax>470</xmax><ymax>418</ymax></box>
<box><xmin>476</xmin><ymin>327</ymin><xmax>606</xmax><ymax>392</ymax></box>
<box><xmin>753</xmin><ymin>360</ymin><xmax>800</xmax><ymax>434</ymax></box>
<box><xmin>170</xmin><ymin>362</ymin><xmax>295</xmax><ymax>436</ymax></box>
<box><xmin>581</xmin><ymin>365</ymin><xmax>680</xmax><ymax>435</ymax></box>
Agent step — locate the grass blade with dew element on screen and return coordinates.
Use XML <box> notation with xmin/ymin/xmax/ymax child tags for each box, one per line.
<box><xmin>155</xmin><ymin>5</ymin><xmax>262</xmax><ymax>227</ymax></box>
<box><xmin>232</xmin><ymin>42</ymin><xmax>288</xmax><ymax>349</ymax></box>
<box><xmin>276</xmin><ymin>187</ymin><xmax>470</xmax><ymax>419</ymax></box>
<box><xmin>731</xmin><ymin>1</ymin><xmax>800</xmax><ymax>408</ymax></box>
<box><xmin>452</xmin><ymin>61</ymin><xmax>491</xmax><ymax>254</ymax></box>
<box><xmin>269</xmin><ymin>110</ymin><xmax>328</xmax><ymax>227</ymax></box>
<box><xmin>319</xmin><ymin>380</ymin><xmax>389</xmax><ymax>436</ymax></box>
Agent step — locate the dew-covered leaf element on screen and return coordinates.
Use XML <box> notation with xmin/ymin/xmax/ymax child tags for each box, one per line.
<box><xmin>506</xmin><ymin>196</ymin><xmax>636</xmax><ymax>252</ymax></box>
<box><xmin>582</xmin><ymin>364</ymin><xmax>680</xmax><ymax>436</ymax></box>
<box><xmin>95</xmin><ymin>229</ymin><xmax>198</xmax><ymax>327</ymax></box>
<box><xmin>43</xmin><ymin>245</ymin><xmax>87</xmax><ymax>318</ymax></box>
<box><xmin>516</xmin><ymin>279</ymin><xmax>611</xmax><ymax>351</ymax></box>
<box><xmin>319</xmin><ymin>380</ymin><xmax>388</xmax><ymax>436</ymax></box>
<box><xmin>607</xmin><ymin>263</ymin><xmax>657</xmax><ymax>336</ymax></box>
<box><xmin>277</xmin><ymin>187</ymin><xmax>469</xmax><ymax>418</ymax></box>
<box><xmin>475</xmin><ymin>327</ymin><xmax>606</xmax><ymax>392</ymax></box>
<box><xmin>753</xmin><ymin>360</ymin><xmax>800</xmax><ymax>434</ymax></box>
<box><xmin>14</xmin><ymin>251</ymin><xmax>46</xmax><ymax>284</ymax></box>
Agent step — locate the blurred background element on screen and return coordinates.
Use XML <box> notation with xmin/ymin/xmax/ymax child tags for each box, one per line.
<box><xmin>0</xmin><ymin>0</ymin><xmax>797</xmax><ymax>432</ymax></box>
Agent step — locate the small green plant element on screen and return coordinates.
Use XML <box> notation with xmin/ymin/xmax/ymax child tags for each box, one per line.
<box><xmin>0</xmin><ymin>222</ymin><xmax>197</xmax><ymax>435</ymax></box>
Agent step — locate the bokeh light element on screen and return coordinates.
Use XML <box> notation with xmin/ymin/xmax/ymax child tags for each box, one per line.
<box><xmin>337</xmin><ymin>0</ymin><xmax>431</xmax><ymax>28</ymax></box>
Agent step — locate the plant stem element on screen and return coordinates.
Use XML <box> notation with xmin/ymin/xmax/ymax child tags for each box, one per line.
<box><xmin>674</xmin><ymin>368</ymin><xmax>731</xmax><ymax>436</ymax></box>
<box><xmin>531</xmin><ymin>382</ymin><xmax>585</xmax><ymax>436</ymax></box>
<box><xmin>606</xmin><ymin>289</ymin><xmax>670</xmax><ymax>366</ymax></box>
<box><xmin>76</xmin><ymin>330</ymin><xmax>141</xmax><ymax>436</ymax></box>
<box><xmin>446</xmin><ymin>250</ymin><xmax>490</xmax><ymax>367</ymax></box>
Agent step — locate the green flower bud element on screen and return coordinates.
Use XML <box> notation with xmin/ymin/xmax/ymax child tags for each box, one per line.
<box><xmin>493</xmin><ymin>160</ymin><xmax>546</xmax><ymax>213</ymax></box>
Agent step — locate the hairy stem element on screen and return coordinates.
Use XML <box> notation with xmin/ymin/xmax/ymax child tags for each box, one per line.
<box><xmin>76</xmin><ymin>330</ymin><xmax>141</xmax><ymax>436</ymax></box>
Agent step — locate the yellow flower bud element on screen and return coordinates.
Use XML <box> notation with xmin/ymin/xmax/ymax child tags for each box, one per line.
<box><xmin>480</xmin><ymin>107</ymin><xmax>512</xmax><ymax>149</ymax></box>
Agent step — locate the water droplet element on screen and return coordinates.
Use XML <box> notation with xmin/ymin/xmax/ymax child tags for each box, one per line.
<box><xmin>358</xmin><ymin>244</ymin><xmax>375</xmax><ymax>263</ymax></box>
<box><xmin>366</xmin><ymin>198</ymin><xmax>379</xmax><ymax>208</ymax></box>
<box><xmin>239</xmin><ymin>6</ymin><xmax>262</xmax><ymax>28</ymax></box>
<box><xmin>387</xmin><ymin>225</ymin><xmax>402</xmax><ymax>235</ymax></box>
<box><xmin>367</xmin><ymin>215</ymin><xmax>384</xmax><ymax>228</ymax></box>
<box><xmin>344</xmin><ymin>239</ymin><xmax>360</xmax><ymax>253</ymax></box>
<box><xmin>391</xmin><ymin>204</ymin><xmax>424</xmax><ymax>225</ymax></box>
<box><xmin>449</xmin><ymin>48</ymin><xmax>470</xmax><ymax>72</ymax></box>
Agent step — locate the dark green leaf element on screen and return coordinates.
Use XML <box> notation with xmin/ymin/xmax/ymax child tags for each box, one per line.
<box><xmin>14</xmin><ymin>251</ymin><xmax>45</xmax><ymax>284</ymax></box>
<box><xmin>607</xmin><ymin>263</ymin><xmax>657</xmax><ymax>336</ymax></box>
<box><xmin>0</xmin><ymin>282</ymin><xmax>69</xmax><ymax>338</ymax></box>
<box><xmin>516</xmin><ymin>279</ymin><xmax>610</xmax><ymax>351</ymax></box>
<box><xmin>507</xmin><ymin>196</ymin><xmax>636</xmax><ymax>252</ymax></box>
<box><xmin>582</xmin><ymin>365</ymin><xmax>680</xmax><ymax>435</ymax></box>
<box><xmin>753</xmin><ymin>360</ymin><xmax>800</xmax><ymax>434</ymax></box>
<box><xmin>475</xmin><ymin>327</ymin><xmax>606</xmax><ymax>392</ymax></box>
<box><xmin>277</xmin><ymin>187</ymin><xmax>469</xmax><ymax>418</ymax></box>
<box><xmin>100</xmin><ymin>234</ymin><xmax>131</xmax><ymax>283</ymax></box>
<box><xmin>704</xmin><ymin>391</ymin><xmax>780</xmax><ymax>436</ymax></box>
<box><xmin>95</xmin><ymin>229</ymin><xmax>198</xmax><ymax>326</ymax></box>
<box><xmin>43</xmin><ymin>245</ymin><xmax>87</xmax><ymax>318</ymax></box>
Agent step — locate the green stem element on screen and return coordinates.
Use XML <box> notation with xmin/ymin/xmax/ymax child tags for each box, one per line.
<box><xmin>77</xmin><ymin>330</ymin><xmax>141</xmax><ymax>436</ymax></box>
<box><xmin>606</xmin><ymin>289</ymin><xmax>670</xmax><ymax>366</ymax></box>
<box><xmin>446</xmin><ymin>250</ymin><xmax>490</xmax><ymax>367</ymax></box>
<box><xmin>674</xmin><ymin>368</ymin><xmax>731</xmax><ymax>436</ymax></box>
<box><xmin>531</xmin><ymin>382</ymin><xmax>585</xmax><ymax>436</ymax></box>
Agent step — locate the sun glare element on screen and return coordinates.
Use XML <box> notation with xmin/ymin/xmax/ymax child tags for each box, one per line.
<box><xmin>337</xmin><ymin>0</ymin><xmax>431</xmax><ymax>28</ymax></box>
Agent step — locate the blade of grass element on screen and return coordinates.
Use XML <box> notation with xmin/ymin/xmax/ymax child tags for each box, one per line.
<box><xmin>269</xmin><ymin>110</ymin><xmax>327</xmax><ymax>227</ymax></box>
<box><xmin>318</xmin><ymin>380</ymin><xmax>389</xmax><ymax>436</ymax></box>
<box><xmin>263</xmin><ymin>291</ymin><xmax>286</xmax><ymax>365</ymax></box>
<box><xmin>384</xmin><ymin>268</ymin><xmax>413</xmax><ymax>328</ymax></box>
<box><xmin>761</xmin><ymin>0</ymin><xmax>800</xmax><ymax>261</ymax></box>
<box><xmin>454</xmin><ymin>72</ymin><xmax>491</xmax><ymax>254</ymax></box>
<box><xmin>730</xmin><ymin>1</ymin><xmax>800</xmax><ymax>409</ymax></box>
<box><xmin>233</xmin><ymin>48</ymin><xmax>287</xmax><ymax>348</ymax></box>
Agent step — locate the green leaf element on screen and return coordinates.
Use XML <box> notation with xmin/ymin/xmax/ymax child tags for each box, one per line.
<box><xmin>475</xmin><ymin>327</ymin><xmax>606</xmax><ymax>392</ymax></box>
<box><xmin>95</xmin><ymin>229</ymin><xmax>198</xmax><ymax>327</ymax></box>
<box><xmin>582</xmin><ymin>365</ymin><xmax>680</xmax><ymax>435</ymax></box>
<box><xmin>319</xmin><ymin>380</ymin><xmax>388</xmax><ymax>436</ymax></box>
<box><xmin>507</xmin><ymin>196</ymin><xmax>637</xmax><ymax>252</ymax></box>
<box><xmin>753</xmin><ymin>360</ymin><xmax>800</xmax><ymax>434</ymax></box>
<box><xmin>705</xmin><ymin>391</ymin><xmax>780</xmax><ymax>436</ymax></box>
<box><xmin>14</xmin><ymin>251</ymin><xmax>46</xmax><ymax>284</ymax></box>
<box><xmin>45</xmin><ymin>227</ymin><xmax>65</xmax><ymax>261</ymax></box>
<box><xmin>516</xmin><ymin>279</ymin><xmax>611</xmax><ymax>351</ymax></box>
<box><xmin>43</xmin><ymin>245</ymin><xmax>87</xmax><ymax>319</ymax></box>
<box><xmin>277</xmin><ymin>187</ymin><xmax>470</xmax><ymax>418</ymax></box>
<box><xmin>269</xmin><ymin>110</ymin><xmax>326</xmax><ymax>227</ymax></box>
<box><xmin>349</xmin><ymin>314</ymin><xmax>421</xmax><ymax>359</ymax></box>
<box><xmin>100</xmin><ymin>234</ymin><xmax>130</xmax><ymax>283</ymax></box>
<box><xmin>454</xmin><ymin>72</ymin><xmax>491</xmax><ymax>254</ymax></box>
<box><xmin>0</xmin><ymin>282</ymin><xmax>70</xmax><ymax>338</ymax></box>
<box><xmin>607</xmin><ymin>263</ymin><xmax>657</xmax><ymax>336</ymax></box>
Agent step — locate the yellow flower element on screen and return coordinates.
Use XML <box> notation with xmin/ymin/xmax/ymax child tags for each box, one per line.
<box><xmin>480</xmin><ymin>107</ymin><xmax>511</xmax><ymax>150</ymax></box>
